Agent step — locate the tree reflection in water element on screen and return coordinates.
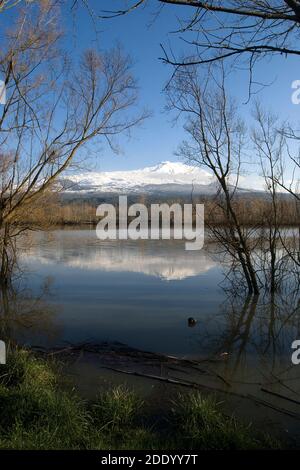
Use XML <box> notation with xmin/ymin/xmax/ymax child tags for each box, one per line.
<box><xmin>196</xmin><ymin>286</ymin><xmax>300</xmax><ymax>395</ymax></box>
<box><xmin>0</xmin><ymin>278</ymin><xmax>61</xmax><ymax>347</ymax></box>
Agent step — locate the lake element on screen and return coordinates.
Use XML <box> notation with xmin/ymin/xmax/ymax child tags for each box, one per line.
<box><xmin>15</xmin><ymin>229</ymin><xmax>224</xmax><ymax>354</ymax></box>
<box><xmin>2</xmin><ymin>228</ymin><xmax>300</xmax><ymax>437</ymax></box>
<box><xmin>8</xmin><ymin>229</ymin><xmax>299</xmax><ymax>362</ymax></box>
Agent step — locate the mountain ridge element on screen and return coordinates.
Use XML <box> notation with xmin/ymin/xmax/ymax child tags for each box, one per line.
<box><xmin>60</xmin><ymin>160</ymin><xmax>263</xmax><ymax>195</ymax></box>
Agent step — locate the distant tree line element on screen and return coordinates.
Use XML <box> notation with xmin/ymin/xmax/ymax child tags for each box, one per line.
<box><xmin>21</xmin><ymin>194</ymin><xmax>299</xmax><ymax>228</ymax></box>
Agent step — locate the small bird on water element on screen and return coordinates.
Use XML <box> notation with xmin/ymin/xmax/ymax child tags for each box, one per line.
<box><xmin>188</xmin><ymin>317</ymin><xmax>197</xmax><ymax>327</ymax></box>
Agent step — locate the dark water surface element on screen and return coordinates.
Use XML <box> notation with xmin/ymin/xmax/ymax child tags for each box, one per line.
<box><xmin>2</xmin><ymin>229</ymin><xmax>300</xmax><ymax>438</ymax></box>
<box><xmin>10</xmin><ymin>230</ymin><xmax>300</xmax><ymax>364</ymax></box>
<box><xmin>16</xmin><ymin>229</ymin><xmax>225</xmax><ymax>354</ymax></box>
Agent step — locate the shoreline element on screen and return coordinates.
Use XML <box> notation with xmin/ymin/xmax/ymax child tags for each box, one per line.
<box><xmin>0</xmin><ymin>345</ymin><xmax>284</xmax><ymax>450</ymax></box>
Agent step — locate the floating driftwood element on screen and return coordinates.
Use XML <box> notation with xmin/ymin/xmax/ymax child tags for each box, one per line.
<box><xmin>31</xmin><ymin>341</ymin><xmax>219</xmax><ymax>371</ymax></box>
<box><xmin>31</xmin><ymin>341</ymin><xmax>232</xmax><ymax>387</ymax></box>
<box><xmin>247</xmin><ymin>394</ymin><xmax>300</xmax><ymax>420</ymax></box>
<box><xmin>30</xmin><ymin>341</ymin><xmax>300</xmax><ymax>421</ymax></box>
<box><xmin>261</xmin><ymin>387</ymin><xmax>300</xmax><ymax>406</ymax></box>
<box><xmin>100</xmin><ymin>366</ymin><xmax>204</xmax><ymax>389</ymax></box>
<box><xmin>101</xmin><ymin>365</ymin><xmax>300</xmax><ymax>421</ymax></box>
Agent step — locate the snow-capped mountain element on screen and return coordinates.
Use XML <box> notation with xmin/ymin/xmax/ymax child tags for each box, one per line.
<box><xmin>61</xmin><ymin>161</ymin><xmax>215</xmax><ymax>193</ymax></box>
<box><xmin>60</xmin><ymin>161</ymin><xmax>263</xmax><ymax>195</ymax></box>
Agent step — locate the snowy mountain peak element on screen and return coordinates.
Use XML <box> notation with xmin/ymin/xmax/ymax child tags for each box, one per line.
<box><xmin>61</xmin><ymin>160</ymin><xmax>215</xmax><ymax>194</ymax></box>
<box><xmin>147</xmin><ymin>161</ymin><xmax>196</xmax><ymax>174</ymax></box>
<box><xmin>60</xmin><ymin>160</ymin><xmax>265</xmax><ymax>195</ymax></box>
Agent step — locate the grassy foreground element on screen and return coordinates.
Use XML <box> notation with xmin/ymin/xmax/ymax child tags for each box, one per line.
<box><xmin>0</xmin><ymin>348</ymin><xmax>277</xmax><ymax>450</ymax></box>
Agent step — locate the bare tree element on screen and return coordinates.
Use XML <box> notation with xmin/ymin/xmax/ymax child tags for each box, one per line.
<box><xmin>0</xmin><ymin>0</ymin><xmax>23</xmax><ymax>13</ymax></box>
<box><xmin>0</xmin><ymin>1</ymin><xmax>146</xmax><ymax>283</ymax></box>
<box><xmin>98</xmin><ymin>1</ymin><xmax>300</xmax><ymax>74</ymax></box>
<box><xmin>252</xmin><ymin>104</ymin><xmax>295</xmax><ymax>292</ymax></box>
<box><xmin>276</xmin><ymin>130</ymin><xmax>300</xmax><ymax>201</ymax></box>
<box><xmin>166</xmin><ymin>67</ymin><xmax>260</xmax><ymax>294</ymax></box>
<box><xmin>255</xmin><ymin>115</ymin><xmax>300</xmax><ymax>270</ymax></box>
<box><xmin>8</xmin><ymin>2</ymin><xmax>296</xmax><ymax>103</ymax></box>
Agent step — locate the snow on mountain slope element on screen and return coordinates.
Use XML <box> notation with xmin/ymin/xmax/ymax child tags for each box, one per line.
<box><xmin>61</xmin><ymin>161</ymin><xmax>215</xmax><ymax>194</ymax></box>
<box><xmin>60</xmin><ymin>160</ymin><xmax>265</xmax><ymax>194</ymax></box>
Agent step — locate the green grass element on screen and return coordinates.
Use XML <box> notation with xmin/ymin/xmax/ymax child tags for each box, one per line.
<box><xmin>0</xmin><ymin>348</ymin><xmax>278</xmax><ymax>450</ymax></box>
<box><xmin>91</xmin><ymin>386</ymin><xmax>143</xmax><ymax>431</ymax></box>
<box><xmin>169</xmin><ymin>393</ymin><xmax>267</xmax><ymax>450</ymax></box>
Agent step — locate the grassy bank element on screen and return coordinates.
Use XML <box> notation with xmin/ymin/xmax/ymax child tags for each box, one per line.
<box><xmin>0</xmin><ymin>348</ymin><xmax>278</xmax><ymax>450</ymax></box>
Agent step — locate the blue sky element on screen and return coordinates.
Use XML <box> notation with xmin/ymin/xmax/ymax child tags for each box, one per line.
<box><xmin>63</xmin><ymin>1</ymin><xmax>300</xmax><ymax>173</ymax></box>
<box><xmin>5</xmin><ymin>1</ymin><xmax>300</xmax><ymax>175</ymax></box>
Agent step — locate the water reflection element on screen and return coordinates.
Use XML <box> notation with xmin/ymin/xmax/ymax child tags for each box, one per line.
<box><xmin>20</xmin><ymin>230</ymin><xmax>217</xmax><ymax>281</ymax></box>
<box><xmin>193</xmin><ymin>291</ymin><xmax>300</xmax><ymax>397</ymax></box>
<box><xmin>6</xmin><ymin>230</ymin><xmax>299</xmax><ymax>388</ymax></box>
<box><xmin>0</xmin><ymin>279</ymin><xmax>61</xmax><ymax>346</ymax></box>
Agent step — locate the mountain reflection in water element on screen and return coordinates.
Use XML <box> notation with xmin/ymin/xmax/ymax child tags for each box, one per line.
<box><xmin>20</xmin><ymin>230</ymin><xmax>217</xmax><ymax>281</ymax></box>
<box><xmin>1</xmin><ymin>229</ymin><xmax>299</xmax><ymax>423</ymax></box>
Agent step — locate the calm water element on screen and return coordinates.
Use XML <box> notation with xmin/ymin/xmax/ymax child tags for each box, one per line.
<box><xmin>3</xmin><ymin>228</ymin><xmax>296</xmax><ymax>365</ymax></box>
<box><xmin>2</xmin><ymin>228</ymin><xmax>300</xmax><ymax>436</ymax></box>
<box><xmin>14</xmin><ymin>229</ymin><xmax>224</xmax><ymax>354</ymax></box>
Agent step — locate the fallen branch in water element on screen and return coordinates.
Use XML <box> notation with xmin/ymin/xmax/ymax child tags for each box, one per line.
<box><xmin>247</xmin><ymin>394</ymin><xmax>300</xmax><ymax>420</ymax></box>
<box><xmin>30</xmin><ymin>342</ymin><xmax>221</xmax><ymax>377</ymax></box>
<box><xmin>261</xmin><ymin>387</ymin><xmax>300</xmax><ymax>406</ymax></box>
<box><xmin>101</xmin><ymin>366</ymin><xmax>300</xmax><ymax>421</ymax></box>
<box><xmin>100</xmin><ymin>365</ymin><xmax>218</xmax><ymax>390</ymax></box>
